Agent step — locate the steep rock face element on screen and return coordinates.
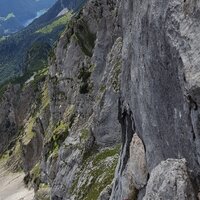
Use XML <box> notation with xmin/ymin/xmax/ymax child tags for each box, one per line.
<box><xmin>112</xmin><ymin>0</ymin><xmax>200</xmax><ymax>199</ymax></box>
<box><xmin>2</xmin><ymin>0</ymin><xmax>200</xmax><ymax>199</ymax></box>
<box><xmin>0</xmin><ymin>85</ymin><xmax>19</xmax><ymax>154</ymax></box>
<box><xmin>111</xmin><ymin>133</ymin><xmax>148</xmax><ymax>200</ymax></box>
<box><xmin>0</xmin><ymin>70</ymin><xmax>51</xmax><ymax>180</ymax></box>
<box><xmin>0</xmin><ymin>82</ymin><xmax>43</xmax><ymax>154</ymax></box>
<box><xmin>38</xmin><ymin>0</ymin><xmax>123</xmax><ymax>199</ymax></box>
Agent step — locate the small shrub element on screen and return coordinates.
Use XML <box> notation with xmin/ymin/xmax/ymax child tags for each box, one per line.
<box><xmin>80</xmin><ymin>82</ymin><xmax>90</xmax><ymax>94</ymax></box>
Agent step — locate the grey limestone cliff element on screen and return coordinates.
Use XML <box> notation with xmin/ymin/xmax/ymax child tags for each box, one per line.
<box><xmin>1</xmin><ymin>0</ymin><xmax>200</xmax><ymax>200</ymax></box>
<box><xmin>111</xmin><ymin>0</ymin><xmax>200</xmax><ymax>199</ymax></box>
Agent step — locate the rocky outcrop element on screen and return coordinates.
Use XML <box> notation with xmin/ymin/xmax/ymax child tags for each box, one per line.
<box><xmin>144</xmin><ymin>159</ymin><xmax>195</xmax><ymax>200</ymax></box>
<box><xmin>0</xmin><ymin>71</ymin><xmax>51</xmax><ymax>177</ymax></box>
<box><xmin>40</xmin><ymin>0</ymin><xmax>123</xmax><ymax>199</ymax></box>
<box><xmin>0</xmin><ymin>80</ymin><xmax>44</xmax><ymax>155</ymax></box>
<box><xmin>0</xmin><ymin>85</ymin><xmax>20</xmax><ymax>154</ymax></box>
<box><xmin>113</xmin><ymin>133</ymin><xmax>148</xmax><ymax>199</ymax></box>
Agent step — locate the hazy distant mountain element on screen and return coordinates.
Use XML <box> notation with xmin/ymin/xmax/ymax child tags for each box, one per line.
<box><xmin>31</xmin><ymin>0</ymin><xmax>86</xmax><ymax>28</ymax></box>
<box><xmin>0</xmin><ymin>0</ymin><xmax>87</xmax><ymax>84</ymax></box>
<box><xmin>0</xmin><ymin>0</ymin><xmax>56</xmax><ymax>35</ymax></box>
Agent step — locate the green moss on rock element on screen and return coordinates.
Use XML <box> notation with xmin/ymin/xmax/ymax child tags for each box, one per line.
<box><xmin>93</xmin><ymin>144</ymin><xmax>121</xmax><ymax>166</ymax></box>
<box><xmin>80</xmin><ymin>128</ymin><xmax>90</xmax><ymax>141</ymax></box>
<box><xmin>70</xmin><ymin>145</ymin><xmax>121</xmax><ymax>200</ymax></box>
<box><xmin>63</xmin><ymin>105</ymin><xmax>76</xmax><ymax>128</ymax></box>
<box><xmin>29</xmin><ymin>162</ymin><xmax>42</xmax><ymax>190</ymax></box>
<box><xmin>22</xmin><ymin>115</ymin><xmax>36</xmax><ymax>145</ymax></box>
<box><xmin>112</xmin><ymin>61</ymin><xmax>121</xmax><ymax>92</ymax></box>
<box><xmin>31</xmin><ymin>163</ymin><xmax>41</xmax><ymax>181</ymax></box>
<box><xmin>35</xmin><ymin>184</ymin><xmax>50</xmax><ymax>200</ymax></box>
<box><xmin>100</xmin><ymin>84</ymin><xmax>106</xmax><ymax>93</ymax></box>
<box><xmin>45</xmin><ymin>121</ymin><xmax>69</xmax><ymax>158</ymax></box>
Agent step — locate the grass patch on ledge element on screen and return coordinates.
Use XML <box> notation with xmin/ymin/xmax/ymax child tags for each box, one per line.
<box><xmin>44</xmin><ymin>121</ymin><xmax>69</xmax><ymax>159</ymax></box>
<box><xmin>112</xmin><ymin>60</ymin><xmax>121</xmax><ymax>92</ymax></box>
<box><xmin>0</xmin><ymin>151</ymin><xmax>9</xmax><ymax>166</ymax></box>
<box><xmin>31</xmin><ymin>162</ymin><xmax>41</xmax><ymax>181</ymax></box>
<box><xmin>22</xmin><ymin>115</ymin><xmax>36</xmax><ymax>145</ymax></box>
<box><xmin>6</xmin><ymin>141</ymin><xmax>23</xmax><ymax>172</ymax></box>
<box><xmin>80</xmin><ymin>128</ymin><xmax>90</xmax><ymax>142</ymax></box>
<box><xmin>36</xmin><ymin>13</ymin><xmax>72</xmax><ymax>34</ymax></box>
<box><xmin>70</xmin><ymin>144</ymin><xmax>121</xmax><ymax>200</ymax></box>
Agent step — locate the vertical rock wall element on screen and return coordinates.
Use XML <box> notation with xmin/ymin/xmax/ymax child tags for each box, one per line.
<box><xmin>111</xmin><ymin>0</ymin><xmax>200</xmax><ymax>199</ymax></box>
